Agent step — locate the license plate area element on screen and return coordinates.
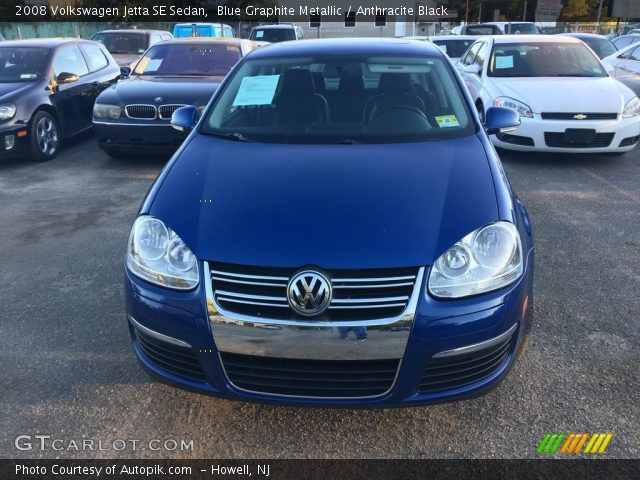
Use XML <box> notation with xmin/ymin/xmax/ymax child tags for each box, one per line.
<box><xmin>564</xmin><ymin>128</ymin><xmax>596</xmax><ymax>144</ymax></box>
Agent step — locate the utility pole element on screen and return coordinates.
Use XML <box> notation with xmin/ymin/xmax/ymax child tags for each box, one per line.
<box><xmin>522</xmin><ymin>1</ymin><xmax>527</xmax><ymax>21</ymax></box>
<box><xmin>465</xmin><ymin>0</ymin><xmax>469</xmax><ymax>24</ymax></box>
<box><xmin>596</xmin><ymin>0</ymin><xmax>605</xmax><ymax>34</ymax></box>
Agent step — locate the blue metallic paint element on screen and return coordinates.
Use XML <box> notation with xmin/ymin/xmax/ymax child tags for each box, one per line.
<box><xmin>125</xmin><ymin>39</ymin><xmax>534</xmax><ymax>406</ymax></box>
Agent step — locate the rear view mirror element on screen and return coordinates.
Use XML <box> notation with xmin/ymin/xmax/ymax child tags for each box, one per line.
<box><xmin>484</xmin><ymin>107</ymin><xmax>520</xmax><ymax>135</ymax></box>
<box><xmin>56</xmin><ymin>72</ymin><xmax>79</xmax><ymax>84</ymax></box>
<box><xmin>171</xmin><ymin>106</ymin><xmax>198</xmax><ymax>132</ymax></box>
<box><xmin>462</xmin><ymin>64</ymin><xmax>481</xmax><ymax>75</ymax></box>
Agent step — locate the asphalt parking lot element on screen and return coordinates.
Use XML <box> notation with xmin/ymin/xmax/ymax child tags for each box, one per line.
<box><xmin>0</xmin><ymin>133</ymin><xmax>638</xmax><ymax>459</ymax></box>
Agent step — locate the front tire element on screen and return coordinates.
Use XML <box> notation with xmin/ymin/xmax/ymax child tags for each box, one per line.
<box><xmin>30</xmin><ymin>111</ymin><xmax>61</xmax><ymax>162</ymax></box>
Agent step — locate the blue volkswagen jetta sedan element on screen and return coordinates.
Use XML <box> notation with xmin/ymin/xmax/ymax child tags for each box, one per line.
<box><xmin>124</xmin><ymin>39</ymin><xmax>534</xmax><ymax>406</ymax></box>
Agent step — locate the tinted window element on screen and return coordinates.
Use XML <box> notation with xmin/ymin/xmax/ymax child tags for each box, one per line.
<box><xmin>461</xmin><ymin>43</ymin><xmax>481</xmax><ymax>66</ymax></box>
<box><xmin>489</xmin><ymin>42</ymin><xmax>606</xmax><ymax>77</ymax></box>
<box><xmin>465</xmin><ymin>25</ymin><xmax>500</xmax><ymax>35</ymax></box>
<box><xmin>0</xmin><ymin>47</ymin><xmax>50</xmax><ymax>82</ymax></box>
<box><xmin>250</xmin><ymin>28</ymin><xmax>296</xmax><ymax>43</ymax></box>
<box><xmin>92</xmin><ymin>32</ymin><xmax>148</xmax><ymax>55</ymax></box>
<box><xmin>432</xmin><ymin>39</ymin><xmax>475</xmax><ymax>58</ymax></box>
<box><xmin>53</xmin><ymin>45</ymin><xmax>89</xmax><ymax>77</ymax></box>
<box><xmin>133</xmin><ymin>43</ymin><xmax>241</xmax><ymax>76</ymax></box>
<box><xmin>630</xmin><ymin>46</ymin><xmax>640</xmax><ymax>61</ymax></box>
<box><xmin>80</xmin><ymin>43</ymin><xmax>109</xmax><ymax>72</ymax></box>
<box><xmin>506</xmin><ymin>23</ymin><xmax>539</xmax><ymax>34</ymax></box>
<box><xmin>581</xmin><ymin>37</ymin><xmax>617</xmax><ymax>59</ymax></box>
<box><xmin>202</xmin><ymin>55</ymin><xmax>475</xmax><ymax>144</ymax></box>
<box><xmin>613</xmin><ymin>36</ymin><xmax>634</xmax><ymax>49</ymax></box>
<box><xmin>474</xmin><ymin>42</ymin><xmax>488</xmax><ymax>69</ymax></box>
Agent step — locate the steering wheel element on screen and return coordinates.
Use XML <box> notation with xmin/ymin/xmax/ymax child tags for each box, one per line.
<box><xmin>369</xmin><ymin>105</ymin><xmax>428</xmax><ymax>124</ymax></box>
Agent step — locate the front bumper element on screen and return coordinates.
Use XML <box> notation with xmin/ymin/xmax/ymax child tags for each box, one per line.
<box><xmin>491</xmin><ymin>114</ymin><xmax>640</xmax><ymax>153</ymax></box>
<box><xmin>0</xmin><ymin>125</ymin><xmax>30</xmax><ymax>160</ymax></box>
<box><xmin>124</xmin><ymin>249</ymin><xmax>534</xmax><ymax>407</ymax></box>
<box><xmin>93</xmin><ymin>120</ymin><xmax>187</xmax><ymax>155</ymax></box>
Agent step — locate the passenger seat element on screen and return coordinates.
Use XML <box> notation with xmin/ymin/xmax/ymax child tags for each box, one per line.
<box><xmin>273</xmin><ymin>69</ymin><xmax>330</xmax><ymax>128</ymax></box>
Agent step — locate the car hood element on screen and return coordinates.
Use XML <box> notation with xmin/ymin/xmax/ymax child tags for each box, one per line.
<box><xmin>0</xmin><ymin>82</ymin><xmax>35</xmax><ymax>101</ymax></box>
<box><xmin>101</xmin><ymin>76</ymin><xmax>222</xmax><ymax>106</ymax></box>
<box><xmin>495</xmin><ymin>77</ymin><xmax>628</xmax><ymax>113</ymax></box>
<box><xmin>147</xmin><ymin>134</ymin><xmax>500</xmax><ymax>269</ymax></box>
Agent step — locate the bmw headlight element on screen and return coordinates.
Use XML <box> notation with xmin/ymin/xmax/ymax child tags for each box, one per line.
<box><xmin>428</xmin><ymin>222</ymin><xmax>523</xmax><ymax>298</ymax></box>
<box><xmin>493</xmin><ymin>97</ymin><xmax>533</xmax><ymax>118</ymax></box>
<box><xmin>93</xmin><ymin>103</ymin><xmax>122</xmax><ymax>120</ymax></box>
<box><xmin>623</xmin><ymin>97</ymin><xmax>640</xmax><ymax>118</ymax></box>
<box><xmin>126</xmin><ymin>216</ymin><xmax>199</xmax><ymax>290</ymax></box>
<box><xmin>0</xmin><ymin>103</ymin><xmax>16</xmax><ymax>120</ymax></box>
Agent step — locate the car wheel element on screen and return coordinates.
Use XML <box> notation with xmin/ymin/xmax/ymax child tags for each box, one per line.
<box><xmin>30</xmin><ymin>111</ymin><xmax>60</xmax><ymax>162</ymax></box>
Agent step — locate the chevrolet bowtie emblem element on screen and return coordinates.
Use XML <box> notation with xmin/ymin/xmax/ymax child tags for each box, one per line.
<box><xmin>573</xmin><ymin>114</ymin><xmax>588</xmax><ymax>120</ymax></box>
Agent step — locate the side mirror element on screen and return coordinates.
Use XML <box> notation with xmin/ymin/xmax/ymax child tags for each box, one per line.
<box><xmin>462</xmin><ymin>64</ymin><xmax>481</xmax><ymax>75</ymax></box>
<box><xmin>56</xmin><ymin>72</ymin><xmax>79</xmax><ymax>84</ymax></box>
<box><xmin>171</xmin><ymin>105</ymin><xmax>198</xmax><ymax>132</ymax></box>
<box><xmin>120</xmin><ymin>66</ymin><xmax>131</xmax><ymax>78</ymax></box>
<box><xmin>484</xmin><ymin>107</ymin><xmax>520</xmax><ymax>135</ymax></box>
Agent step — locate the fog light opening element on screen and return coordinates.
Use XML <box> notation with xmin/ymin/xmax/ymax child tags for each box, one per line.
<box><xmin>4</xmin><ymin>134</ymin><xmax>15</xmax><ymax>150</ymax></box>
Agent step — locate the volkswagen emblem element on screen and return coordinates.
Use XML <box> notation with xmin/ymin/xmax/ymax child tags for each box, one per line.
<box><xmin>573</xmin><ymin>114</ymin><xmax>588</xmax><ymax>120</ymax></box>
<box><xmin>154</xmin><ymin>96</ymin><xmax>163</xmax><ymax>103</ymax></box>
<box><xmin>287</xmin><ymin>270</ymin><xmax>332</xmax><ymax>317</ymax></box>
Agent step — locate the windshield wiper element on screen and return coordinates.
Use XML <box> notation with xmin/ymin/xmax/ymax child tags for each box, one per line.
<box><xmin>205</xmin><ymin>131</ymin><xmax>252</xmax><ymax>142</ymax></box>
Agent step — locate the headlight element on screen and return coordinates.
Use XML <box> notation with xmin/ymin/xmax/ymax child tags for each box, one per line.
<box><xmin>623</xmin><ymin>97</ymin><xmax>640</xmax><ymax>118</ymax></box>
<box><xmin>126</xmin><ymin>216</ymin><xmax>199</xmax><ymax>290</ymax></box>
<box><xmin>428</xmin><ymin>222</ymin><xmax>523</xmax><ymax>298</ymax></box>
<box><xmin>93</xmin><ymin>103</ymin><xmax>122</xmax><ymax>120</ymax></box>
<box><xmin>0</xmin><ymin>103</ymin><xmax>16</xmax><ymax>120</ymax></box>
<box><xmin>493</xmin><ymin>97</ymin><xmax>533</xmax><ymax>118</ymax></box>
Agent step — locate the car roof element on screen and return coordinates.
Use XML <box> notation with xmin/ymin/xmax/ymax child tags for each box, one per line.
<box><xmin>155</xmin><ymin>37</ymin><xmax>248</xmax><ymax>46</ymax></box>
<box><xmin>173</xmin><ymin>22</ymin><xmax>230</xmax><ymax>27</ymax></box>
<box><xmin>93</xmin><ymin>30</ymin><xmax>168</xmax><ymax>35</ymax></box>
<box><xmin>252</xmin><ymin>24</ymin><xmax>296</xmax><ymax>30</ymax></box>
<box><xmin>491</xmin><ymin>34</ymin><xmax>581</xmax><ymax>44</ymax></box>
<box><xmin>246</xmin><ymin>38</ymin><xmax>444</xmax><ymax>59</ymax></box>
<box><xmin>431</xmin><ymin>35</ymin><xmax>478</xmax><ymax>41</ymax></box>
<box><xmin>559</xmin><ymin>33</ymin><xmax>611</xmax><ymax>39</ymax></box>
<box><xmin>0</xmin><ymin>38</ymin><xmax>94</xmax><ymax>48</ymax></box>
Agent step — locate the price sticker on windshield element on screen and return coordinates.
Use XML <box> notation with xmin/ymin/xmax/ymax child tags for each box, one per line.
<box><xmin>232</xmin><ymin>74</ymin><xmax>280</xmax><ymax>106</ymax></box>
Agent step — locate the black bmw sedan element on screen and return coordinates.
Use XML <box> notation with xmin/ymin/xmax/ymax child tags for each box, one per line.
<box><xmin>92</xmin><ymin>38</ymin><xmax>256</xmax><ymax>158</ymax></box>
<box><xmin>0</xmin><ymin>39</ymin><xmax>120</xmax><ymax>162</ymax></box>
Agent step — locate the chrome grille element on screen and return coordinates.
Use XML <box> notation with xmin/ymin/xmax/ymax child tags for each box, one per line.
<box><xmin>158</xmin><ymin>104</ymin><xmax>187</xmax><ymax>119</ymax></box>
<box><xmin>125</xmin><ymin>104</ymin><xmax>156</xmax><ymax>119</ymax></box>
<box><xmin>209</xmin><ymin>262</ymin><xmax>420</xmax><ymax>321</ymax></box>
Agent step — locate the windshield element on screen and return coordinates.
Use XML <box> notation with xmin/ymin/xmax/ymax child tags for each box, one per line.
<box><xmin>505</xmin><ymin>23</ymin><xmax>539</xmax><ymax>34</ymax></box>
<box><xmin>488</xmin><ymin>42</ymin><xmax>607</xmax><ymax>77</ymax></box>
<box><xmin>92</xmin><ymin>32</ymin><xmax>147</xmax><ymax>55</ymax></box>
<box><xmin>133</xmin><ymin>43</ymin><xmax>241</xmax><ymax>76</ymax></box>
<box><xmin>432</xmin><ymin>39</ymin><xmax>475</xmax><ymax>58</ymax></box>
<box><xmin>466</xmin><ymin>25</ymin><xmax>501</xmax><ymax>35</ymax></box>
<box><xmin>250</xmin><ymin>28</ymin><xmax>296</xmax><ymax>43</ymax></box>
<box><xmin>582</xmin><ymin>37</ymin><xmax>617</xmax><ymax>59</ymax></box>
<box><xmin>202</xmin><ymin>55</ymin><xmax>475</xmax><ymax>144</ymax></box>
<box><xmin>0</xmin><ymin>47</ymin><xmax>49</xmax><ymax>83</ymax></box>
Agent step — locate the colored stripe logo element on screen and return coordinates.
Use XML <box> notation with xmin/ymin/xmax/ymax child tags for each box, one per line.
<box><xmin>537</xmin><ymin>432</ymin><xmax>613</xmax><ymax>455</ymax></box>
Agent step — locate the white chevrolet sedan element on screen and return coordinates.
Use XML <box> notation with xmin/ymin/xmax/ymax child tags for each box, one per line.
<box><xmin>458</xmin><ymin>35</ymin><xmax>640</xmax><ymax>154</ymax></box>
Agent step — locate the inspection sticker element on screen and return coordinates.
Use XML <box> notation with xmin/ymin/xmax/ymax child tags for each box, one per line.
<box><xmin>435</xmin><ymin>115</ymin><xmax>460</xmax><ymax>128</ymax></box>
<box><xmin>232</xmin><ymin>74</ymin><xmax>280</xmax><ymax>106</ymax></box>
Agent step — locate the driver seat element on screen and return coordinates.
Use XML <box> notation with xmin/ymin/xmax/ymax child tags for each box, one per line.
<box><xmin>364</xmin><ymin>73</ymin><xmax>425</xmax><ymax>122</ymax></box>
